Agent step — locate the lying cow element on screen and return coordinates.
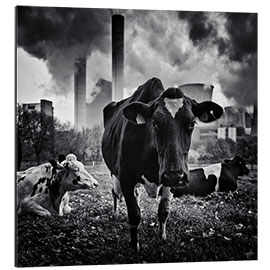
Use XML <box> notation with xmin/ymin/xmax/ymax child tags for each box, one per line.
<box><xmin>102</xmin><ymin>77</ymin><xmax>223</xmax><ymax>250</ymax></box>
<box><xmin>17</xmin><ymin>155</ymin><xmax>98</xmax><ymax>217</ymax></box>
<box><xmin>171</xmin><ymin>156</ymin><xmax>249</xmax><ymax>197</ymax></box>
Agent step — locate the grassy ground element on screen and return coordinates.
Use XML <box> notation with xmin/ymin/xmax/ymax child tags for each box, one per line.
<box><xmin>16</xmin><ymin>165</ymin><xmax>257</xmax><ymax>267</ymax></box>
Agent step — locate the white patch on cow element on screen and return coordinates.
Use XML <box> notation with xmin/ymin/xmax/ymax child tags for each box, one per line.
<box><xmin>164</xmin><ymin>98</ymin><xmax>184</xmax><ymax>118</ymax></box>
<box><xmin>161</xmin><ymin>186</ymin><xmax>173</xmax><ymax>201</ymax></box>
<box><xmin>66</xmin><ymin>153</ymin><xmax>77</xmax><ymax>161</ymax></box>
<box><xmin>136</xmin><ymin>113</ymin><xmax>146</xmax><ymax>124</ymax></box>
<box><xmin>159</xmin><ymin>186</ymin><xmax>173</xmax><ymax>240</ymax></box>
<box><xmin>202</xmin><ymin>163</ymin><xmax>222</xmax><ymax>192</ymax></box>
<box><xmin>141</xmin><ymin>175</ymin><xmax>158</xmax><ymax>198</ymax></box>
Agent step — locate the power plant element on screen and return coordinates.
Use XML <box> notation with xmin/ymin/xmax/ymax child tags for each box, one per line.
<box><xmin>179</xmin><ymin>83</ymin><xmax>213</xmax><ymax>102</ymax></box>
<box><xmin>74</xmin><ymin>14</ymin><xmax>124</xmax><ymax>130</ymax></box>
<box><xmin>74</xmin><ymin>57</ymin><xmax>86</xmax><ymax>129</ymax></box>
<box><xmin>73</xmin><ymin>13</ymin><xmax>256</xmax><ymax>144</ymax></box>
<box><xmin>112</xmin><ymin>14</ymin><xmax>124</xmax><ymax>101</ymax></box>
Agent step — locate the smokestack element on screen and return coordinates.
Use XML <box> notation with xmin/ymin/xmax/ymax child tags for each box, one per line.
<box><xmin>112</xmin><ymin>14</ymin><xmax>124</xmax><ymax>101</ymax></box>
<box><xmin>251</xmin><ymin>102</ymin><xmax>257</xmax><ymax>136</ymax></box>
<box><xmin>74</xmin><ymin>57</ymin><xmax>86</xmax><ymax>130</ymax></box>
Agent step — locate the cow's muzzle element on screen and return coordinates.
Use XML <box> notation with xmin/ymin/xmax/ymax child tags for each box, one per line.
<box><xmin>161</xmin><ymin>170</ymin><xmax>188</xmax><ymax>187</ymax></box>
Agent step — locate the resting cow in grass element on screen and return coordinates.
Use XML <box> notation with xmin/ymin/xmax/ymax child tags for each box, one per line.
<box><xmin>171</xmin><ymin>156</ymin><xmax>249</xmax><ymax>197</ymax></box>
<box><xmin>101</xmin><ymin>77</ymin><xmax>223</xmax><ymax>251</ymax></box>
<box><xmin>17</xmin><ymin>155</ymin><xmax>98</xmax><ymax>217</ymax></box>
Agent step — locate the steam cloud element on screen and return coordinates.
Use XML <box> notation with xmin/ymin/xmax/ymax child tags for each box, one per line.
<box><xmin>17</xmin><ymin>7</ymin><xmax>257</xmax><ymax>108</ymax></box>
<box><xmin>17</xmin><ymin>6</ymin><xmax>111</xmax><ymax>94</ymax></box>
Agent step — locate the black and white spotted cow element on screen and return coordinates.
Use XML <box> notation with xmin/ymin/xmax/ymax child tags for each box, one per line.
<box><xmin>17</xmin><ymin>155</ymin><xmax>98</xmax><ymax>217</ymax></box>
<box><xmin>171</xmin><ymin>156</ymin><xmax>250</xmax><ymax>197</ymax></box>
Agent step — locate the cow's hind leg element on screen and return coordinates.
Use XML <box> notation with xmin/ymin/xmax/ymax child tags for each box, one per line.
<box><xmin>158</xmin><ymin>186</ymin><xmax>173</xmax><ymax>240</ymax></box>
<box><xmin>112</xmin><ymin>175</ymin><xmax>123</xmax><ymax>215</ymax></box>
<box><xmin>121</xmin><ymin>178</ymin><xmax>141</xmax><ymax>252</ymax></box>
<box><xmin>21</xmin><ymin>198</ymin><xmax>52</xmax><ymax>217</ymax></box>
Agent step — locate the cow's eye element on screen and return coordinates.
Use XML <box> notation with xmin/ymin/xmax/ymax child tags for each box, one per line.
<box><xmin>152</xmin><ymin>121</ymin><xmax>159</xmax><ymax>130</ymax></box>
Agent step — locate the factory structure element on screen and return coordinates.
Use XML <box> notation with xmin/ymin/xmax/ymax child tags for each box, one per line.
<box><xmin>74</xmin><ymin>13</ymin><xmax>256</xmax><ymax>145</ymax></box>
<box><xmin>74</xmin><ymin>14</ymin><xmax>124</xmax><ymax>130</ymax></box>
<box><xmin>22</xmin><ymin>99</ymin><xmax>54</xmax><ymax>117</ymax></box>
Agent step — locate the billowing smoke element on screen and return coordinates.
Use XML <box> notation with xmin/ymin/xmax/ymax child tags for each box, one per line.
<box><xmin>177</xmin><ymin>11</ymin><xmax>257</xmax><ymax>106</ymax></box>
<box><xmin>17</xmin><ymin>7</ymin><xmax>257</xmax><ymax>110</ymax></box>
<box><xmin>17</xmin><ymin>6</ymin><xmax>111</xmax><ymax>94</ymax></box>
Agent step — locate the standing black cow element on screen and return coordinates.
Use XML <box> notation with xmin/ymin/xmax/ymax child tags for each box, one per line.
<box><xmin>101</xmin><ymin>78</ymin><xmax>223</xmax><ymax>251</ymax></box>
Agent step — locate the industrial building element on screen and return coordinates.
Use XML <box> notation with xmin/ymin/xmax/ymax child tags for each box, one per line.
<box><xmin>73</xmin><ymin>13</ymin><xmax>256</xmax><ymax>145</ymax></box>
<box><xmin>74</xmin><ymin>14</ymin><xmax>123</xmax><ymax>130</ymax></box>
<box><xmin>22</xmin><ymin>99</ymin><xmax>54</xmax><ymax>117</ymax></box>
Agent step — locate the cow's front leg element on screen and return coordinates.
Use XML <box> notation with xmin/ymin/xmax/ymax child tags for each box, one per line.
<box><xmin>59</xmin><ymin>192</ymin><xmax>72</xmax><ymax>216</ymax></box>
<box><xmin>121</xmin><ymin>179</ymin><xmax>141</xmax><ymax>252</ymax></box>
<box><xmin>158</xmin><ymin>186</ymin><xmax>173</xmax><ymax>240</ymax></box>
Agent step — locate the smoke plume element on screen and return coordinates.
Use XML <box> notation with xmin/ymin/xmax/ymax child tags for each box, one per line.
<box><xmin>17</xmin><ymin>6</ymin><xmax>111</xmax><ymax>94</ymax></box>
<box><xmin>17</xmin><ymin>7</ymin><xmax>257</xmax><ymax>110</ymax></box>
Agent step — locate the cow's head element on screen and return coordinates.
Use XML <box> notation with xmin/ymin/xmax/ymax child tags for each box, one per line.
<box><xmin>224</xmin><ymin>156</ymin><xmax>250</xmax><ymax>176</ymax></box>
<box><xmin>49</xmin><ymin>158</ymin><xmax>98</xmax><ymax>192</ymax></box>
<box><xmin>219</xmin><ymin>156</ymin><xmax>249</xmax><ymax>192</ymax></box>
<box><xmin>123</xmin><ymin>87</ymin><xmax>223</xmax><ymax>187</ymax></box>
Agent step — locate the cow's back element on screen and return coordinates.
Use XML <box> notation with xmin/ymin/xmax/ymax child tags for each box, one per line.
<box><xmin>102</xmin><ymin>78</ymin><xmax>164</xmax><ymax>175</ymax></box>
<box><xmin>17</xmin><ymin>163</ymin><xmax>53</xmax><ymax>206</ymax></box>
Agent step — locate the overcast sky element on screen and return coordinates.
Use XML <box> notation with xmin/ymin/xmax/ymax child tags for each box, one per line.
<box><xmin>16</xmin><ymin>7</ymin><xmax>257</xmax><ymax>124</ymax></box>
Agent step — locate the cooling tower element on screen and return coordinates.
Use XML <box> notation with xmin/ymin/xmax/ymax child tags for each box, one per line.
<box><xmin>179</xmin><ymin>83</ymin><xmax>213</xmax><ymax>102</ymax></box>
<box><xmin>112</xmin><ymin>14</ymin><xmax>124</xmax><ymax>101</ymax></box>
<box><xmin>74</xmin><ymin>57</ymin><xmax>86</xmax><ymax>130</ymax></box>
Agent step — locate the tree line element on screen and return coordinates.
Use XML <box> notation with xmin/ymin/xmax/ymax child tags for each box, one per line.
<box><xmin>17</xmin><ymin>104</ymin><xmax>103</xmax><ymax>169</ymax></box>
<box><xmin>17</xmin><ymin>104</ymin><xmax>257</xmax><ymax>170</ymax></box>
<box><xmin>189</xmin><ymin>137</ymin><xmax>257</xmax><ymax>168</ymax></box>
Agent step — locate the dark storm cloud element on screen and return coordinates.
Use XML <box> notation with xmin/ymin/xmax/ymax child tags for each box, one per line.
<box><xmin>178</xmin><ymin>11</ymin><xmax>257</xmax><ymax>63</ymax></box>
<box><xmin>178</xmin><ymin>11</ymin><xmax>217</xmax><ymax>48</ymax></box>
<box><xmin>223</xmin><ymin>13</ymin><xmax>257</xmax><ymax>62</ymax></box>
<box><xmin>178</xmin><ymin>11</ymin><xmax>257</xmax><ymax>106</ymax></box>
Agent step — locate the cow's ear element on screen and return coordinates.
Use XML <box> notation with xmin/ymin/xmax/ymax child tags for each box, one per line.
<box><xmin>123</xmin><ymin>102</ymin><xmax>153</xmax><ymax>125</ymax></box>
<box><xmin>192</xmin><ymin>100</ymin><xmax>224</xmax><ymax>123</ymax></box>
<box><xmin>49</xmin><ymin>159</ymin><xmax>63</xmax><ymax>170</ymax></box>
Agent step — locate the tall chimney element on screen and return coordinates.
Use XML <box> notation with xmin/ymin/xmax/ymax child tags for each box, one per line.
<box><xmin>112</xmin><ymin>14</ymin><xmax>124</xmax><ymax>101</ymax></box>
<box><xmin>251</xmin><ymin>102</ymin><xmax>257</xmax><ymax>136</ymax></box>
<box><xmin>74</xmin><ymin>57</ymin><xmax>86</xmax><ymax>130</ymax></box>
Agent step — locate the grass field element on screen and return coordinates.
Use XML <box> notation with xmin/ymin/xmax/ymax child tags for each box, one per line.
<box><xmin>16</xmin><ymin>164</ymin><xmax>257</xmax><ymax>267</ymax></box>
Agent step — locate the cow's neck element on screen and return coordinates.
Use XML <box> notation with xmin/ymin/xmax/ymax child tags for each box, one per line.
<box><xmin>223</xmin><ymin>163</ymin><xmax>239</xmax><ymax>178</ymax></box>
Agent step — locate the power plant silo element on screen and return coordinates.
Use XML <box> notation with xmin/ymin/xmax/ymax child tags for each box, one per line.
<box><xmin>179</xmin><ymin>83</ymin><xmax>214</xmax><ymax>102</ymax></box>
<box><xmin>112</xmin><ymin>14</ymin><xmax>124</xmax><ymax>101</ymax></box>
<box><xmin>74</xmin><ymin>57</ymin><xmax>86</xmax><ymax>130</ymax></box>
